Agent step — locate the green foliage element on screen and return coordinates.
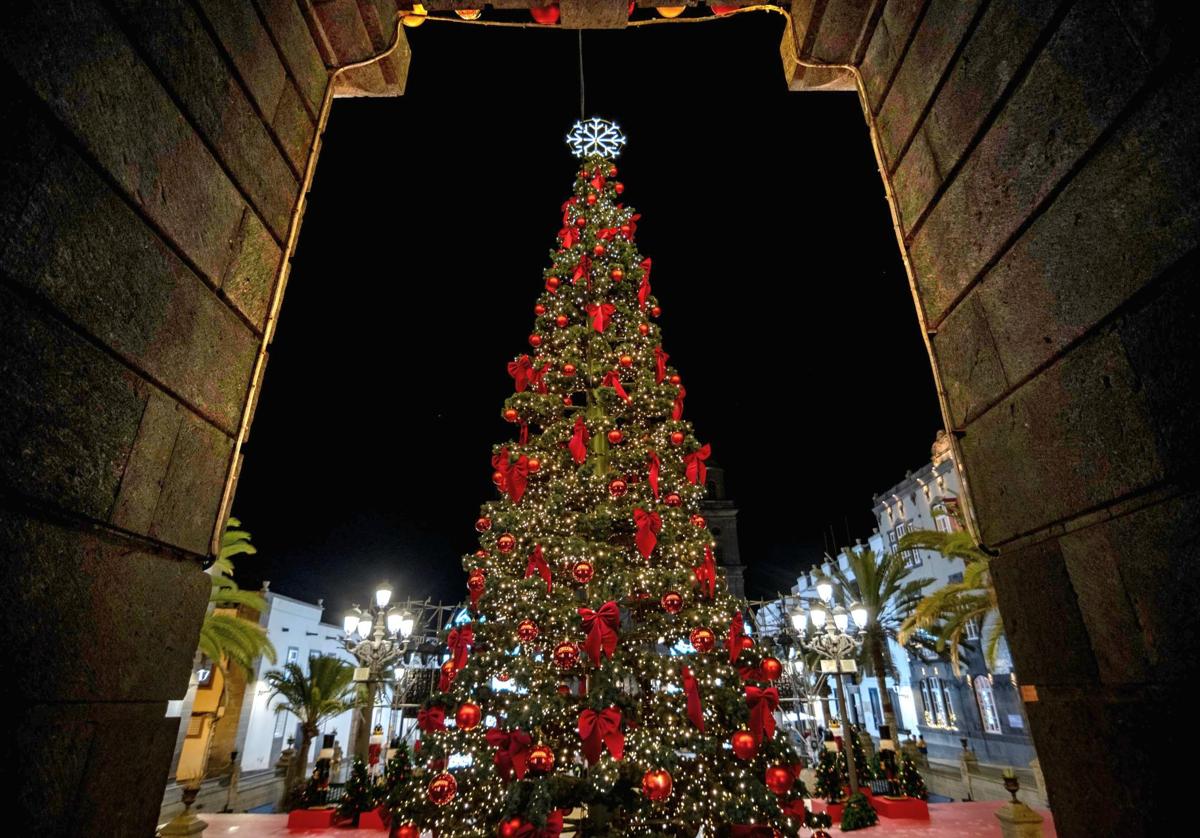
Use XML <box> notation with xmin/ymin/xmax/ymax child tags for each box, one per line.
<box><xmin>265</xmin><ymin>656</ymin><xmax>357</xmax><ymax>727</ymax></box>
<box><xmin>840</xmin><ymin>792</ymin><xmax>878</xmax><ymax>831</ymax></box>
<box><xmin>897</xmin><ymin>530</ymin><xmax>1003</xmax><ymax>674</ymax></box>
<box><xmin>814</xmin><ymin>750</ymin><xmax>845</xmax><ymax>802</ymax></box>
<box><xmin>198</xmin><ymin>517</ymin><xmax>276</xmax><ymax>674</ymax></box>
<box><xmin>895</xmin><ymin>753</ymin><xmax>928</xmax><ymax>800</ymax></box>
<box><xmin>337</xmin><ymin>758</ymin><xmax>377</xmax><ymax>822</ymax></box>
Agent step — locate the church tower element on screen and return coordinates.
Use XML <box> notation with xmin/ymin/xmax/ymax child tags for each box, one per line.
<box><xmin>700</xmin><ymin>462</ymin><xmax>746</xmax><ymax>600</ymax></box>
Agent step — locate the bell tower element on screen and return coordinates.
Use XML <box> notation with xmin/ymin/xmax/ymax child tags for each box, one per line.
<box><xmin>700</xmin><ymin>462</ymin><xmax>746</xmax><ymax>600</ymax></box>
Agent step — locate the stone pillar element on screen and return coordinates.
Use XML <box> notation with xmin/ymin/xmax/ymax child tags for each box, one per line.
<box><xmin>995</xmin><ymin>800</ymin><xmax>1046</xmax><ymax>838</ymax></box>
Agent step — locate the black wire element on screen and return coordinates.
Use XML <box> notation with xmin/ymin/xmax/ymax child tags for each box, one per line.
<box><xmin>578</xmin><ymin>30</ymin><xmax>585</xmax><ymax>119</ymax></box>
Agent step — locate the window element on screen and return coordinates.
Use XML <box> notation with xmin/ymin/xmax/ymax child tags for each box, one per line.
<box><xmin>965</xmin><ymin>617</ymin><xmax>980</xmax><ymax>640</ymax></box>
<box><xmin>868</xmin><ymin>688</ymin><xmax>882</xmax><ymax>728</ymax></box>
<box><xmin>922</xmin><ymin>677</ymin><xmax>956</xmax><ymax>728</ymax></box>
<box><xmin>286</xmin><ymin>646</ymin><xmax>300</xmax><ymax>665</ymax></box>
<box><xmin>889</xmin><ymin>520</ymin><xmax>921</xmax><ymax>568</ymax></box>
<box><xmin>974</xmin><ymin>676</ymin><xmax>1002</xmax><ymax>734</ymax></box>
<box><xmin>273</xmin><ymin>710</ymin><xmax>288</xmax><ymax>739</ymax></box>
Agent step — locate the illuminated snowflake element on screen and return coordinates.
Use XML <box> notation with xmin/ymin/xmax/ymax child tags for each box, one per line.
<box><xmin>566</xmin><ymin>117</ymin><xmax>627</xmax><ymax>159</ymax></box>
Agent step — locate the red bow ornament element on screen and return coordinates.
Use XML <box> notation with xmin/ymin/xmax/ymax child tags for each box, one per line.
<box><xmin>525</xmin><ymin>544</ymin><xmax>552</xmax><ymax>595</ymax></box>
<box><xmin>672</xmin><ymin>385</ymin><xmax>686</xmax><ymax>421</ymax></box>
<box><xmin>590</xmin><ymin>172</ymin><xmax>606</xmax><ymax>191</ymax></box>
<box><xmin>577</xmin><ymin>706</ymin><xmax>625</xmax><ymax>765</ymax></box>
<box><xmin>416</xmin><ymin>706</ymin><xmax>445</xmax><ymax>733</ymax></box>
<box><xmin>492</xmin><ymin>448</ymin><xmax>530</xmax><ymax>504</ymax></box>
<box><xmin>638</xmin><ymin>258</ymin><xmax>652</xmax><ymax>310</ymax></box>
<box><xmin>654</xmin><ymin>346</ymin><xmax>669</xmax><ymax>383</ymax></box>
<box><xmin>633</xmin><ymin>508</ymin><xmax>662</xmax><ymax>559</ymax></box>
<box><xmin>681</xmin><ymin>665</ymin><xmax>705</xmax><ymax>732</ymax></box>
<box><xmin>597</xmin><ymin>226</ymin><xmax>619</xmax><ymax>241</ymax></box>
<box><xmin>694</xmin><ymin>545</ymin><xmax>717</xmax><ymax>599</ymax></box>
<box><xmin>448</xmin><ymin>626</ymin><xmax>474</xmax><ymax>670</ymax></box>
<box><xmin>569</xmin><ymin>415</ymin><xmax>589</xmax><ymax>464</ymax></box>
<box><xmin>586</xmin><ymin>302</ymin><xmax>616</xmax><ymax>333</ymax></box>
<box><xmin>485</xmin><ymin>728</ymin><xmax>532</xmax><ymax>781</ymax></box>
<box><xmin>528</xmin><ymin>362</ymin><xmax>550</xmax><ymax>394</ymax></box>
<box><xmin>685</xmin><ymin>443</ymin><xmax>711</xmax><ymax>486</ymax></box>
<box><xmin>727</xmin><ymin>611</ymin><xmax>745</xmax><ymax>664</ymax></box>
<box><xmin>745</xmin><ymin>685</ymin><xmax>780</xmax><ymax>744</ymax></box>
<box><xmin>507</xmin><ymin>354</ymin><xmax>534</xmax><ymax>393</ymax></box>
<box><xmin>578</xmin><ymin>601</ymin><xmax>620</xmax><ymax>666</ymax></box>
<box><xmin>602</xmin><ymin>370</ymin><xmax>631</xmax><ymax>403</ymax></box>
<box><xmin>647</xmin><ymin>451</ymin><xmax>661</xmax><ymax>500</ymax></box>
<box><xmin>558</xmin><ymin>224</ymin><xmax>578</xmax><ymax>249</ymax></box>
<box><xmin>572</xmin><ymin>254</ymin><xmax>592</xmax><ymax>288</ymax></box>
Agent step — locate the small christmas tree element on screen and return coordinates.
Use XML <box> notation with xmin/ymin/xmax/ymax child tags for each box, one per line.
<box><xmin>840</xmin><ymin>792</ymin><xmax>878</xmax><ymax>831</ymax></box>
<box><xmin>895</xmin><ymin>752</ymin><xmax>928</xmax><ymax>800</ymax></box>
<box><xmin>848</xmin><ymin>730</ymin><xmax>871</xmax><ymax>785</ymax></box>
<box><xmin>337</xmin><ymin>757</ymin><xmax>377</xmax><ymax>825</ymax></box>
<box><xmin>814</xmin><ymin>750</ymin><xmax>845</xmax><ymax>802</ymax></box>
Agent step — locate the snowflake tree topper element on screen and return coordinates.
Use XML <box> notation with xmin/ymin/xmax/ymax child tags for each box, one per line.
<box><xmin>566</xmin><ymin>117</ymin><xmax>627</xmax><ymax>160</ymax></box>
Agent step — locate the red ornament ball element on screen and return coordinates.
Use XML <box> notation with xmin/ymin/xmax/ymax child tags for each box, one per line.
<box><xmin>545</xmin><ymin>276</ymin><xmax>559</xmax><ymax>291</ymax></box>
<box><xmin>527</xmin><ymin>458</ymin><xmax>541</xmax><ymax>473</ymax></box>
<box><xmin>553</xmin><ymin>641</ymin><xmax>580</xmax><ymax>669</ymax></box>
<box><xmin>562</xmin><ymin>363</ymin><xmax>577</xmax><ymax>377</ymax></box>
<box><xmin>427</xmin><ymin>772</ymin><xmax>457</xmax><ymax>805</ymax></box>
<box><xmin>641</xmin><ymin>768</ymin><xmax>673</xmax><ymax>802</ymax></box>
<box><xmin>475</xmin><ymin>516</ymin><xmax>492</xmax><ymax>532</ymax></box>
<box><xmin>528</xmin><ymin>744</ymin><xmax>555</xmax><ymax>774</ymax></box>
<box><xmin>609</xmin><ymin>478</ymin><xmax>628</xmax><ymax>498</ymax></box>
<box><xmin>761</xmin><ymin>657</ymin><xmax>783</xmax><ymax>681</ymax></box>
<box><xmin>689</xmin><ymin>626</ymin><xmax>716</xmax><ymax>653</ymax></box>
<box><xmin>498</xmin><ymin>818</ymin><xmax>527</xmax><ymax>838</ymax></box>
<box><xmin>609</xmin><ymin>165</ymin><xmax>619</xmax><ymax>177</ymax></box>
<box><xmin>563</xmin><ymin>395</ymin><xmax>573</xmax><ymax>406</ymax></box>
<box><xmin>492</xmin><ymin>470</ymin><xmax>506</xmax><ymax>487</ymax></box>
<box><xmin>503</xmin><ymin>408</ymin><xmax>519</xmax><ymax>423</ymax></box>
<box><xmin>670</xmin><ymin>431</ymin><xmax>685</xmax><ymax>446</ymax></box>
<box><xmin>455</xmin><ymin>702</ymin><xmax>481</xmax><ymax>730</ymax></box>
<box><xmin>651</xmin><ymin>305</ymin><xmax>662</xmax><ymax>317</ymax></box>
<box><xmin>740</xmin><ymin>635</ymin><xmax>755</xmax><ymax>651</ymax></box>
<box><xmin>690</xmin><ymin>514</ymin><xmax>707</xmax><ymax>528</ymax></box>
<box><xmin>669</xmin><ymin>374</ymin><xmax>682</xmax><ymax>386</ymax></box>
<box><xmin>496</xmin><ymin>671</ymin><xmax>511</xmax><ymax>682</ymax></box>
<box><xmin>556</xmin><ymin>683</ymin><xmax>571</xmax><ymax>696</ymax></box>
<box><xmin>731</xmin><ymin>730</ymin><xmax>758</xmax><ymax>760</ymax></box>
<box><xmin>661</xmin><ymin>591</ymin><xmax>684</xmax><ymax>614</ymax></box>
<box><xmin>530</xmin><ymin>4</ymin><xmax>560</xmax><ymax>25</ymax></box>
<box><xmin>572</xmin><ymin>560</ymin><xmax>595</xmax><ymax>584</ymax></box>
<box><xmin>665</xmin><ymin>492</ymin><xmax>682</xmax><ymax>507</ymax></box>
<box><xmin>466</xmin><ymin>571</ymin><xmax>486</xmax><ymax>594</ymax></box>
<box><xmin>575</xmin><ymin>215</ymin><xmax>586</xmax><ymax>227</ymax></box>
<box><xmin>593</xmin><ymin>243</ymin><xmax>606</xmax><ymax>257</ymax></box>
<box><xmin>619</xmin><ymin>354</ymin><xmax>634</xmax><ymax>367</ymax></box>
<box><xmin>497</xmin><ymin>533</ymin><xmax>517</xmax><ymax>553</ymax></box>
<box><xmin>517</xmin><ymin>619</ymin><xmax>539</xmax><ymax>643</ymax></box>
<box><xmin>534</xmin><ymin>303</ymin><xmax>546</xmax><ymax>315</ymax></box>
<box><xmin>614</xmin><ymin>181</ymin><xmax>624</xmax><ymax>194</ymax></box>
<box><xmin>474</xmin><ymin>549</ymin><xmax>489</xmax><ymax>559</ymax></box>
<box><xmin>395</xmin><ymin>825</ymin><xmax>421</xmax><ymax>838</ymax></box>
<box><xmin>586</xmin><ymin>192</ymin><xmax>597</xmax><ymax>206</ymax></box>
<box><xmin>638</xmin><ymin>322</ymin><xmax>650</xmax><ymax>336</ymax></box>
<box><xmin>555</xmin><ymin>315</ymin><xmax>569</xmax><ymax>329</ymax></box>
<box><xmin>611</xmin><ymin>267</ymin><xmax>624</xmax><ymax>282</ymax></box>
<box><xmin>765</xmin><ymin>765</ymin><xmax>794</xmax><ymax>795</ymax></box>
<box><xmin>607</xmin><ymin>429</ymin><xmax>624</xmax><ymax>444</ymax></box>
<box><xmin>528</xmin><ymin>334</ymin><xmax>543</xmax><ymax>348</ymax></box>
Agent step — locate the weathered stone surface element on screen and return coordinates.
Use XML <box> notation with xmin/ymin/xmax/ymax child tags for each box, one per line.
<box><xmin>930</xmin><ymin>294</ymin><xmax>1007</xmax><ymax>428</ymax></box>
<box><xmin>877</xmin><ymin>0</ymin><xmax>982</xmax><ymax>168</ymax></box>
<box><xmin>110</xmin><ymin>0</ymin><xmax>297</xmax><ymax>241</ymax></box>
<box><xmin>272</xmin><ymin>78</ymin><xmax>317</xmax><ymax>174</ymax></box>
<box><xmin>112</xmin><ymin>389</ymin><xmax>184</xmax><ymax>536</ymax></box>
<box><xmin>194</xmin><ymin>0</ymin><xmax>289</xmax><ymax>122</ymax></box>
<box><xmin>0</xmin><ymin>0</ymin><xmax>246</xmax><ymax>284</ymax></box>
<box><xmin>0</xmin><ymin>78</ymin><xmax>56</xmax><ymax>236</ymax></box>
<box><xmin>0</xmin><ymin>286</ymin><xmax>147</xmax><ymax>522</ymax></box>
<box><xmin>909</xmin><ymin>0</ymin><xmax>1149</xmax><ymax>326</ymax></box>
<box><xmin>794</xmin><ymin>0</ymin><xmax>877</xmax><ymax>64</ymax></box>
<box><xmin>892</xmin><ymin>0</ymin><xmax>1067</xmax><ymax>232</ymax></box>
<box><xmin>1</xmin><ymin>142</ymin><xmax>257</xmax><ymax>433</ymax></box>
<box><xmin>960</xmin><ymin>331</ymin><xmax>1163</xmax><ymax>546</ymax></box>
<box><xmin>149</xmin><ymin>408</ymin><xmax>236</xmax><ymax>556</ymax></box>
<box><xmin>311</xmin><ymin>0</ymin><xmax>382</xmax><ymax>64</ymax></box>
<box><xmin>859</xmin><ymin>0</ymin><xmax>924</xmax><ymax>111</ymax></box>
<box><xmin>255</xmin><ymin>0</ymin><xmax>331</xmax><ymax>116</ymax></box>
<box><xmin>221</xmin><ymin>207</ymin><xmax>282</xmax><ymax>331</ymax></box>
<box><xmin>561</xmin><ymin>0</ymin><xmax>628</xmax><ymax>28</ymax></box>
<box><xmin>974</xmin><ymin>61</ymin><xmax>1200</xmax><ymax>389</ymax></box>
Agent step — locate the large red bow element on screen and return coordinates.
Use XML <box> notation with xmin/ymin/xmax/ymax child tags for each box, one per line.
<box><xmin>577</xmin><ymin>706</ymin><xmax>625</xmax><ymax>765</ymax></box>
<box><xmin>586</xmin><ymin>302</ymin><xmax>616</xmax><ymax>333</ymax></box>
<box><xmin>492</xmin><ymin>448</ymin><xmax>530</xmax><ymax>504</ymax></box>
<box><xmin>672</xmin><ymin>385</ymin><xmax>686</xmax><ymax>421</ymax></box>
<box><xmin>638</xmin><ymin>259</ymin><xmax>652</xmax><ymax>310</ymax></box>
<box><xmin>590</xmin><ymin>172</ymin><xmax>606</xmax><ymax>191</ymax></box>
<box><xmin>578</xmin><ymin>601</ymin><xmax>620</xmax><ymax>666</ymax></box>
<box><xmin>694</xmin><ymin>545</ymin><xmax>717</xmax><ymax>599</ymax></box>
<box><xmin>685</xmin><ymin>443</ymin><xmax>711</xmax><ymax>486</ymax></box>
<box><xmin>602</xmin><ymin>370</ymin><xmax>631</xmax><ymax>402</ymax></box>
<box><xmin>647</xmin><ymin>451</ymin><xmax>661</xmax><ymax>500</ymax></box>
<box><xmin>597</xmin><ymin>226</ymin><xmax>619</xmax><ymax>241</ymax></box>
<box><xmin>572</xmin><ymin>255</ymin><xmax>592</xmax><ymax>289</ymax></box>
<box><xmin>654</xmin><ymin>346</ymin><xmax>669</xmax><ymax>383</ymax></box>
<box><xmin>528</xmin><ymin>362</ymin><xmax>550</xmax><ymax>394</ymax></box>
<box><xmin>485</xmin><ymin>728</ymin><xmax>532</xmax><ymax>781</ymax></box>
<box><xmin>507</xmin><ymin>354</ymin><xmax>533</xmax><ymax>392</ymax></box>
<box><xmin>558</xmin><ymin>225</ymin><xmax>578</xmax><ymax>249</ymax></box>
<box><xmin>569</xmin><ymin>415</ymin><xmax>589</xmax><ymax>464</ymax></box>
<box><xmin>525</xmin><ymin>544</ymin><xmax>552</xmax><ymax>595</ymax></box>
<box><xmin>448</xmin><ymin>626</ymin><xmax>474</xmax><ymax>670</ymax></box>
<box><xmin>745</xmin><ymin>686</ymin><xmax>780</xmax><ymax>743</ymax></box>
<box><xmin>681</xmin><ymin>665</ymin><xmax>705</xmax><ymax>732</ymax></box>
<box><xmin>728</xmin><ymin>611</ymin><xmax>745</xmax><ymax>664</ymax></box>
<box><xmin>633</xmin><ymin>508</ymin><xmax>661</xmax><ymax>559</ymax></box>
<box><xmin>416</xmin><ymin>706</ymin><xmax>445</xmax><ymax>733</ymax></box>
<box><xmin>561</xmin><ymin>196</ymin><xmax>576</xmax><ymax>226</ymax></box>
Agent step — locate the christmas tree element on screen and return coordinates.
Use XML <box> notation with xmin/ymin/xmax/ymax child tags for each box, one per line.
<box><xmin>395</xmin><ymin>120</ymin><xmax>802</xmax><ymax>837</ymax></box>
<box><xmin>839</xmin><ymin>791</ymin><xmax>878</xmax><ymax>831</ymax></box>
<box><xmin>336</xmin><ymin>757</ymin><xmax>377</xmax><ymax>825</ymax></box>
<box><xmin>895</xmin><ymin>752</ymin><xmax>928</xmax><ymax>800</ymax></box>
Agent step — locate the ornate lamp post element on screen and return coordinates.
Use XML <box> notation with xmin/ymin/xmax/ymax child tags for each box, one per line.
<box><xmin>342</xmin><ymin>582</ymin><xmax>414</xmax><ymax>762</ymax></box>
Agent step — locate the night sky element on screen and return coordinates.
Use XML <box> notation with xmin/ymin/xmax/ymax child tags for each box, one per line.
<box><xmin>232</xmin><ymin>12</ymin><xmax>942</xmax><ymax>617</ymax></box>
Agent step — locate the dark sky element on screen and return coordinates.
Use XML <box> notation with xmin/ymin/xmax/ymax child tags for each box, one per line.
<box><xmin>232</xmin><ymin>12</ymin><xmax>942</xmax><ymax>617</ymax></box>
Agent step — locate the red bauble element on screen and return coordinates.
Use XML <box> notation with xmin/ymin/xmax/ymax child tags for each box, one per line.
<box><xmin>661</xmin><ymin>591</ymin><xmax>684</xmax><ymax>614</ymax></box>
<box><xmin>497</xmin><ymin>533</ymin><xmax>516</xmax><ymax>553</ymax></box>
<box><xmin>731</xmin><ymin>730</ymin><xmax>758</xmax><ymax>760</ymax></box>
<box><xmin>503</xmin><ymin>408</ymin><xmax>519</xmax><ymax>423</ymax></box>
<box><xmin>563</xmin><ymin>395</ymin><xmax>573</xmax><ymax>405</ymax></box>
<box><xmin>553</xmin><ymin>641</ymin><xmax>580</xmax><ymax>669</ymax></box>
<box><xmin>669</xmin><ymin>373</ymin><xmax>682</xmax><ymax>386</ymax></box>
<box><xmin>534</xmin><ymin>303</ymin><xmax>546</xmax><ymax>315</ymax></box>
<box><xmin>527</xmin><ymin>457</ymin><xmax>541</xmax><ymax>473</ymax></box>
<box><xmin>607</xmin><ymin>429</ymin><xmax>624</xmax><ymax>444</ymax></box>
<box><xmin>641</xmin><ymin>768</ymin><xmax>673</xmax><ymax>802</ymax></box>
<box><xmin>496</xmin><ymin>671</ymin><xmax>511</xmax><ymax>682</ymax></box>
<box><xmin>545</xmin><ymin>276</ymin><xmax>559</xmax><ymax>291</ymax></box>
<box><xmin>476</xmin><ymin>516</ymin><xmax>492</xmax><ymax>532</ymax></box>
<box><xmin>670</xmin><ymin>431</ymin><xmax>685</xmax><ymax>446</ymax></box>
<box><xmin>529</xmin><ymin>334</ymin><xmax>543</xmax><ymax>348</ymax></box>
<box><xmin>689</xmin><ymin>626</ymin><xmax>716</xmax><ymax>653</ymax></box>
<box><xmin>638</xmin><ymin>322</ymin><xmax>650</xmax><ymax>336</ymax></box>
<box><xmin>474</xmin><ymin>549</ymin><xmax>489</xmax><ymax>559</ymax></box>
<box><xmin>586</xmin><ymin>192</ymin><xmax>598</xmax><ymax>206</ymax></box>
<box><xmin>614</xmin><ymin>181</ymin><xmax>624</xmax><ymax>194</ymax></box>
<box><xmin>609</xmin><ymin>478</ymin><xmax>628</xmax><ymax>498</ymax></box>
<box><xmin>575</xmin><ymin>215</ymin><xmax>586</xmax><ymax>227</ymax></box>
<box><xmin>593</xmin><ymin>243</ymin><xmax>606</xmax><ymax>256</ymax></box>
<box><xmin>498</xmin><ymin>818</ymin><xmax>527</xmax><ymax>838</ymax></box>
<box><xmin>664</xmin><ymin>492</ymin><xmax>682</xmax><ymax>507</ymax></box>
<box><xmin>562</xmin><ymin>363</ymin><xmax>577</xmax><ymax>376</ymax></box>
<box><xmin>517</xmin><ymin>619</ymin><xmax>539</xmax><ymax>643</ymax></box>
<box><xmin>555</xmin><ymin>315</ymin><xmax>569</xmax><ymax>328</ymax></box>
<box><xmin>427</xmin><ymin>772</ymin><xmax>457</xmax><ymax>805</ymax></box>
<box><xmin>441</xmin><ymin>660</ymin><xmax>456</xmax><ymax>678</ymax></box>
<box><xmin>396</xmin><ymin>825</ymin><xmax>421</xmax><ymax>838</ymax></box>
<box><xmin>492</xmin><ymin>470</ymin><xmax>506</xmax><ymax>487</ymax></box>
<box><xmin>760</xmin><ymin>656</ymin><xmax>783</xmax><ymax>681</ymax></box>
<box><xmin>530</xmin><ymin>4</ymin><xmax>560</xmax><ymax>25</ymax></box>
<box><xmin>467</xmin><ymin>571</ymin><xmax>486</xmax><ymax>594</ymax></box>
<box><xmin>611</xmin><ymin>267</ymin><xmax>624</xmax><ymax>282</ymax></box>
<box><xmin>572</xmin><ymin>560</ymin><xmax>595</xmax><ymax>584</ymax></box>
<box><xmin>556</xmin><ymin>683</ymin><xmax>571</xmax><ymax>696</ymax></box>
<box><xmin>619</xmin><ymin>354</ymin><xmax>634</xmax><ymax>367</ymax></box>
<box><xmin>651</xmin><ymin>305</ymin><xmax>662</xmax><ymax>317</ymax></box>
<box><xmin>765</xmin><ymin>765</ymin><xmax>794</xmax><ymax>795</ymax></box>
<box><xmin>609</xmin><ymin>165</ymin><xmax>619</xmax><ymax>177</ymax></box>
<box><xmin>455</xmin><ymin>702</ymin><xmax>482</xmax><ymax>730</ymax></box>
<box><xmin>741</xmin><ymin>635</ymin><xmax>755</xmax><ymax>651</ymax></box>
<box><xmin>528</xmin><ymin>744</ymin><xmax>555</xmax><ymax>774</ymax></box>
<box><xmin>690</xmin><ymin>514</ymin><xmax>707</xmax><ymax>528</ymax></box>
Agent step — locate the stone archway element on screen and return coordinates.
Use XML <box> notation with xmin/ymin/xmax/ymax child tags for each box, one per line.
<box><xmin>1</xmin><ymin>3</ymin><xmax>1193</xmax><ymax>835</ymax></box>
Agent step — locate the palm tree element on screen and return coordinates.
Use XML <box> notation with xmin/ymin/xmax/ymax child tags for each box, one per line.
<box><xmin>827</xmin><ymin>547</ymin><xmax>932</xmax><ymax>746</ymax></box>
<box><xmin>896</xmin><ymin>530</ymin><xmax>1002</xmax><ymax>675</ymax></box>
<box><xmin>197</xmin><ymin>517</ymin><xmax>277</xmax><ymax>674</ymax></box>
<box><xmin>266</xmin><ymin>655</ymin><xmax>358</xmax><ymax>791</ymax></box>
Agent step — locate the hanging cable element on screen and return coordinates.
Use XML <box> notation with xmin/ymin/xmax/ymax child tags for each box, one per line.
<box><xmin>578</xmin><ymin>29</ymin><xmax>586</xmax><ymax>119</ymax></box>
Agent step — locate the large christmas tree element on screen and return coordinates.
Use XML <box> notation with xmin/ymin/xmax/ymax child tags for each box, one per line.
<box><xmin>396</xmin><ymin>120</ymin><xmax>802</xmax><ymax>838</ymax></box>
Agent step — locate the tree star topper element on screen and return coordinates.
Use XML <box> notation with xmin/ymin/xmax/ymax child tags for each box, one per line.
<box><xmin>567</xmin><ymin>117</ymin><xmax>627</xmax><ymax>159</ymax></box>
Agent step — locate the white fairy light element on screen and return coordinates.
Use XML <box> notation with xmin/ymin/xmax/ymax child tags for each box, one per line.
<box><xmin>566</xmin><ymin>117</ymin><xmax>627</xmax><ymax>159</ymax></box>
